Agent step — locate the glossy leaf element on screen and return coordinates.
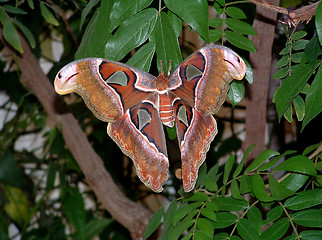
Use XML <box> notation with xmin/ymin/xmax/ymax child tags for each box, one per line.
<box><xmin>292</xmin><ymin>39</ymin><xmax>309</xmax><ymax>50</ymax></box>
<box><xmin>283</xmin><ymin>104</ymin><xmax>293</xmax><ymax>123</ymax></box>
<box><xmin>281</xmin><ymin>173</ymin><xmax>310</xmax><ymax>192</ymax></box>
<box><xmin>273</xmin><ymin>155</ymin><xmax>317</xmax><ymax>176</ymax></box>
<box><xmin>223</xmin><ymin>155</ymin><xmax>235</xmax><ymax>184</ymax></box>
<box><xmin>63</xmin><ymin>187</ymin><xmax>86</xmax><ymax>237</ymax></box>
<box><xmin>233</xmin><ymin>144</ymin><xmax>255</xmax><ymax>177</ymax></box>
<box><xmin>239</xmin><ymin>175</ymin><xmax>252</xmax><ymax>194</ymax></box>
<box><xmin>263</xmin><ymin>206</ymin><xmax>283</xmax><ymax>225</ymax></box>
<box><xmin>194</xmin><ymin>231</ymin><xmax>212</xmax><ymax>240</ymax></box>
<box><xmin>126</xmin><ymin>41</ymin><xmax>155</xmax><ymax>72</ymax></box>
<box><xmin>244</xmin><ymin>58</ymin><xmax>253</xmax><ymax>84</ymax></box>
<box><xmin>228</xmin><ymin>81</ymin><xmax>244</xmax><ymax>107</ymax></box>
<box><xmin>183</xmin><ymin>192</ymin><xmax>208</xmax><ymax>202</ymax></box>
<box><xmin>275</xmin><ymin>55</ymin><xmax>289</xmax><ymax>68</ymax></box>
<box><xmin>269</xmin><ymin>174</ymin><xmax>295</xmax><ymax>201</ymax></box>
<box><xmin>170</xmin><ymin>210</ymin><xmax>197</xmax><ymax>240</ymax></box>
<box><xmin>205</xmin><ymin>164</ymin><xmax>220</xmax><ymax>192</ymax></box>
<box><xmin>284</xmin><ymin>189</ymin><xmax>322</xmax><ymax>210</ymax></box>
<box><xmin>168</xmin><ymin>10</ymin><xmax>182</xmax><ymax>38</ymax></box>
<box><xmin>292</xmin><ymin>209</ymin><xmax>322</xmax><ymax>227</ymax></box>
<box><xmin>196</xmin><ymin>218</ymin><xmax>214</xmax><ymax>238</ymax></box>
<box><xmin>247</xmin><ymin>206</ymin><xmax>262</xmax><ymax>234</ymax></box>
<box><xmin>153</xmin><ymin>12</ymin><xmax>182</xmax><ymax>73</ymax></box>
<box><xmin>164</xmin><ymin>0</ymin><xmax>209</xmax><ymax>42</ymax></box>
<box><xmin>79</xmin><ymin>0</ymin><xmax>99</xmax><ymax>30</ymax></box>
<box><xmin>274</xmin><ymin>63</ymin><xmax>317</xmax><ymax>119</ymax></box>
<box><xmin>245</xmin><ymin>149</ymin><xmax>280</xmax><ymax>173</ymax></box>
<box><xmin>209</xmin><ymin>29</ymin><xmax>222</xmax><ymax>42</ymax></box>
<box><xmin>173</xmin><ymin>202</ymin><xmax>202</xmax><ymax>226</ymax></box>
<box><xmin>302</xmin><ymin>142</ymin><xmax>322</xmax><ymax>156</ymax></box>
<box><xmin>213</xmin><ymin>212</ymin><xmax>238</xmax><ymax>229</ymax></box>
<box><xmin>160</xmin><ymin>201</ymin><xmax>178</xmax><ymax>240</ymax></box>
<box><xmin>257</xmin><ymin>150</ymin><xmax>296</xmax><ymax>172</ymax></box>
<box><xmin>291</xmin><ymin>31</ymin><xmax>307</xmax><ymax>40</ymax></box>
<box><xmin>273</xmin><ymin>67</ymin><xmax>289</xmax><ymax>79</ymax></box>
<box><xmin>214</xmin><ymin>233</ymin><xmax>229</xmax><ymax>240</ymax></box>
<box><xmin>3</xmin><ymin>19</ymin><xmax>23</xmax><ymax>53</ymax></box>
<box><xmin>12</xmin><ymin>19</ymin><xmax>35</xmax><ymax>48</ymax></box>
<box><xmin>39</xmin><ymin>2</ymin><xmax>59</xmax><ymax>26</ymax></box>
<box><xmin>225</xmin><ymin>18</ymin><xmax>257</xmax><ymax>35</ymax></box>
<box><xmin>3</xmin><ymin>5</ymin><xmax>27</xmax><ymax>14</ymax></box>
<box><xmin>105</xmin><ymin>8</ymin><xmax>158</xmax><ymax>60</ymax></box>
<box><xmin>213</xmin><ymin>196</ymin><xmax>248</xmax><ymax>212</ymax></box>
<box><xmin>225</xmin><ymin>7</ymin><xmax>246</xmax><ymax>19</ymax></box>
<box><xmin>252</xmin><ymin>174</ymin><xmax>274</xmax><ymax>202</ymax></box>
<box><xmin>209</xmin><ymin>18</ymin><xmax>223</xmax><ymax>28</ymax></box>
<box><xmin>237</xmin><ymin>218</ymin><xmax>260</xmax><ymax>240</ymax></box>
<box><xmin>304</xmin><ymin>34</ymin><xmax>322</xmax><ymax>64</ymax></box>
<box><xmin>302</xmin><ymin>66</ymin><xmax>322</xmax><ymax>130</ymax></box>
<box><xmin>144</xmin><ymin>206</ymin><xmax>163</xmax><ymax>240</ymax></box>
<box><xmin>300</xmin><ymin>230</ymin><xmax>322</xmax><ymax>240</ymax></box>
<box><xmin>293</xmin><ymin>95</ymin><xmax>305</xmax><ymax>121</ymax></box>
<box><xmin>200</xmin><ymin>207</ymin><xmax>217</xmax><ymax>222</ymax></box>
<box><xmin>225</xmin><ymin>30</ymin><xmax>257</xmax><ymax>52</ymax></box>
<box><xmin>231</xmin><ymin>179</ymin><xmax>243</xmax><ymax>199</ymax></box>
<box><xmin>291</xmin><ymin>52</ymin><xmax>304</xmax><ymax>63</ymax></box>
<box><xmin>205</xmin><ymin>201</ymin><xmax>218</xmax><ymax>212</ymax></box>
<box><xmin>260</xmin><ymin>218</ymin><xmax>290</xmax><ymax>240</ymax></box>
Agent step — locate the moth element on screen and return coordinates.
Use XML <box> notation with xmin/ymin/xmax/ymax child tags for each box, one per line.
<box><xmin>54</xmin><ymin>45</ymin><xmax>246</xmax><ymax>192</ymax></box>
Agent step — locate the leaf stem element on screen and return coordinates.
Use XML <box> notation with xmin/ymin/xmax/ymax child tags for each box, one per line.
<box><xmin>278</xmin><ymin>202</ymin><xmax>300</xmax><ymax>239</ymax></box>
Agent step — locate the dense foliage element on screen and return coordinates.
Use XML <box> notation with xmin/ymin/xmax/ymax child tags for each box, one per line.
<box><xmin>0</xmin><ymin>0</ymin><xmax>321</xmax><ymax>239</ymax></box>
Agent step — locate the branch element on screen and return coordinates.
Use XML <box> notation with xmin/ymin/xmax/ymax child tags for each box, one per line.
<box><xmin>248</xmin><ymin>0</ymin><xmax>320</xmax><ymax>25</ymax></box>
<box><xmin>0</xmin><ymin>29</ymin><xmax>151</xmax><ymax>240</ymax></box>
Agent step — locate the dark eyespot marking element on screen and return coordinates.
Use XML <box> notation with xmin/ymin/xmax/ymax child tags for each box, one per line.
<box><xmin>137</xmin><ymin>108</ymin><xmax>152</xmax><ymax>131</ymax></box>
<box><xmin>106</xmin><ymin>71</ymin><xmax>129</xmax><ymax>86</ymax></box>
<box><xmin>185</xmin><ymin>64</ymin><xmax>203</xmax><ymax>81</ymax></box>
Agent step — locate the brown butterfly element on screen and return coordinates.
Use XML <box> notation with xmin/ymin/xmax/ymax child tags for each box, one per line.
<box><xmin>54</xmin><ymin>45</ymin><xmax>246</xmax><ymax>192</ymax></box>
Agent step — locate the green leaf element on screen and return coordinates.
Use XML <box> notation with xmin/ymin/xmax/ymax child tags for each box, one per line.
<box><xmin>228</xmin><ymin>81</ymin><xmax>244</xmax><ymax>107</ymax></box>
<box><xmin>209</xmin><ymin>18</ymin><xmax>223</xmax><ymax>28</ymax></box>
<box><xmin>39</xmin><ymin>2</ymin><xmax>59</xmax><ymax>26</ymax></box>
<box><xmin>153</xmin><ymin>12</ymin><xmax>182</xmax><ymax>73</ymax></box>
<box><xmin>144</xmin><ymin>206</ymin><xmax>163</xmax><ymax>240</ymax></box>
<box><xmin>231</xmin><ymin>179</ymin><xmax>243</xmax><ymax>200</ymax></box>
<box><xmin>291</xmin><ymin>52</ymin><xmax>304</xmax><ymax>63</ymax></box>
<box><xmin>0</xmin><ymin>151</ymin><xmax>25</xmax><ymax>188</ymax></box>
<box><xmin>225</xmin><ymin>18</ymin><xmax>257</xmax><ymax>36</ymax></box>
<box><xmin>63</xmin><ymin>187</ymin><xmax>86</xmax><ymax>237</ymax></box>
<box><xmin>169</xmin><ymin>210</ymin><xmax>196</xmax><ymax>239</ymax></box>
<box><xmin>225</xmin><ymin>30</ymin><xmax>257</xmax><ymax>52</ymax></box>
<box><xmin>273</xmin><ymin>67</ymin><xmax>289</xmax><ymax>79</ymax></box>
<box><xmin>237</xmin><ymin>218</ymin><xmax>260</xmax><ymax>240</ymax></box>
<box><xmin>281</xmin><ymin>173</ymin><xmax>310</xmax><ymax>192</ymax></box>
<box><xmin>280</xmin><ymin>46</ymin><xmax>290</xmax><ymax>55</ymax></box>
<box><xmin>247</xmin><ymin>206</ymin><xmax>262</xmax><ymax>234</ymax></box>
<box><xmin>291</xmin><ymin>31</ymin><xmax>307</xmax><ymax>41</ymax></box>
<box><xmin>200</xmin><ymin>208</ymin><xmax>217</xmax><ymax>222</ymax></box>
<box><xmin>239</xmin><ymin>175</ymin><xmax>252</xmax><ymax>194</ymax></box>
<box><xmin>292</xmin><ymin>39</ymin><xmax>309</xmax><ymax>50</ymax></box>
<box><xmin>83</xmin><ymin>218</ymin><xmax>113</xmax><ymax>240</ymax></box>
<box><xmin>173</xmin><ymin>202</ymin><xmax>201</xmax><ymax>226</ymax></box>
<box><xmin>316</xmin><ymin>1</ymin><xmax>322</xmax><ymax>44</ymax></box>
<box><xmin>126</xmin><ymin>41</ymin><xmax>155</xmax><ymax>72</ymax></box>
<box><xmin>168</xmin><ymin>10</ymin><xmax>182</xmax><ymax>38</ymax></box>
<box><xmin>183</xmin><ymin>192</ymin><xmax>208</xmax><ymax>202</ymax></box>
<box><xmin>233</xmin><ymin>144</ymin><xmax>255</xmax><ymax>177</ymax></box>
<box><xmin>273</xmin><ymin>155</ymin><xmax>317</xmax><ymax>176</ymax></box>
<box><xmin>225</xmin><ymin>7</ymin><xmax>246</xmax><ymax>19</ymax></box>
<box><xmin>275</xmin><ymin>63</ymin><xmax>317</xmax><ymax>119</ymax></box>
<box><xmin>284</xmin><ymin>104</ymin><xmax>293</xmax><ymax>123</ymax></box>
<box><xmin>303</xmin><ymin>142</ymin><xmax>322</xmax><ymax>156</ymax></box>
<box><xmin>292</xmin><ymin>209</ymin><xmax>322</xmax><ymax>228</ymax></box>
<box><xmin>302</xmin><ymin>65</ymin><xmax>322</xmax><ymax>130</ymax></box>
<box><xmin>284</xmin><ymin>189</ymin><xmax>322</xmax><ymax>210</ymax></box>
<box><xmin>27</xmin><ymin>0</ymin><xmax>34</xmax><ymax>9</ymax></box>
<box><xmin>3</xmin><ymin>5</ymin><xmax>27</xmax><ymax>14</ymax></box>
<box><xmin>3</xmin><ymin>19</ymin><xmax>23</xmax><ymax>53</ymax></box>
<box><xmin>164</xmin><ymin>0</ymin><xmax>209</xmax><ymax>42</ymax></box>
<box><xmin>205</xmin><ymin>164</ymin><xmax>220</xmax><ymax>192</ymax></box>
<box><xmin>260</xmin><ymin>218</ymin><xmax>290</xmax><ymax>240</ymax></box>
<box><xmin>3</xmin><ymin>185</ymin><xmax>30</xmax><ymax>228</ymax></box>
<box><xmin>304</xmin><ymin>34</ymin><xmax>322</xmax><ymax>64</ymax></box>
<box><xmin>209</xmin><ymin>29</ymin><xmax>222</xmax><ymax>42</ymax></box>
<box><xmin>213</xmin><ymin>212</ymin><xmax>238</xmax><ymax>229</ymax></box>
<box><xmin>269</xmin><ymin>174</ymin><xmax>295</xmax><ymax>201</ymax></box>
<box><xmin>300</xmin><ymin>230</ymin><xmax>322</xmax><ymax>240</ymax></box>
<box><xmin>293</xmin><ymin>95</ymin><xmax>305</xmax><ymax>121</ymax></box>
<box><xmin>108</xmin><ymin>0</ymin><xmax>153</xmax><ymax>32</ymax></box>
<box><xmin>252</xmin><ymin>174</ymin><xmax>274</xmax><ymax>202</ymax></box>
<box><xmin>12</xmin><ymin>19</ymin><xmax>35</xmax><ymax>48</ymax></box>
<box><xmin>194</xmin><ymin>231</ymin><xmax>212</xmax><ymax>240</ymax></box>
<box><xmin>245</xmin><ymin>149</ymin><xmax>280</xmax><ymax>173</ymax></box>
<box><xmin>160</xmin><ymin>201</ymin><xmax>177</xmax><ymax>240</ymax></box>
<box><xmin>195</xmin><ymin>162</ymin><xmax>207</xmax><ymax>189</ymax></box>
<box><xmin>105</xmin><ymin>8</ymin><xmax>158</xmax><ymax>61</ymax></box>
<box><xmin>80</xmin><ymin>0</ymin><xmax>100</xmax><ymax>30</ymax></box>
<box><xmin>205</xmin><ymin>201</ymin><xmax>218</xmax><ymax>212</ymax></box>
<box><xmin>46</xmin><ymin>162</ymin><xmax>57</xmax><ymax>192</ymax></box>
<box><xmin>196</xmin><ymin>218</ymin><xmax>214</xmax><ymax>239</ymax></box>
<box><xmin>213</xmin><ymin>196</ymin><xmax>248</xmax><ymax>212</ymax></box>
<box><xmin>275</xmin><ymin>55</ymin><xmax>289</xmax><ymax>68</ymax></box>
<box><xmin>263</xmin><ymin>206</ymin><xmax>283</xmax><ymax>225</ymax></box>
<box><xmin>257</xmin><ymin>150</ymin><xmax>296</xmax><ymax>172</ymax></box>
<box><xmin>223</xmin><ymin>155</ymin><xmax>235</xmax><ymax>184</ymax></box>
<box><xmin>214</xmin><ymin>233</ymin><xmax>229</xmax><ymax>240</ymax></box>
<box><xmin>243</xmin><ymin>58</ymin><xmax>253</xmax><ymax>84</ymax></box>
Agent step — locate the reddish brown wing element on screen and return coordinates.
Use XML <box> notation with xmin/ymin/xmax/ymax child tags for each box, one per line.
<box><xmin>108</xmin><ymin>96</ymin><xmax>169</xmax><ymax>192</ymax></box>
<box><xmin>173</xmin><ymin>99</ymin><xmax>217</xmax><ymax>192</ymax></box>
<box><xmin>54</xmin><ymin>58</ymin><xmax>156</xmax><ymax>122</ymax></box>
<box><xmin>169</xmin><ymin>45</ymin><xmax>246</xmax><ymax>115</ymax></box>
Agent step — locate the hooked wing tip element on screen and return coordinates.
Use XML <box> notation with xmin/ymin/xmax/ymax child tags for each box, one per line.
<box><xmin>54</xmin><ymin>64</ymin><xmax>79</xmax><ymax>95</ymax></box>
<box><xmin>223</xmin><ymin>49</ymin><xmax>247</xmax><ymax>80</ymax></box>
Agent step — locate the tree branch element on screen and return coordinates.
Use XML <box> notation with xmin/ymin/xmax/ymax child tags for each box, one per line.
<box><xmin>1</xmin><ymin>29</ymin><xmax>151</xmax><ymax>240</ymax></box>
